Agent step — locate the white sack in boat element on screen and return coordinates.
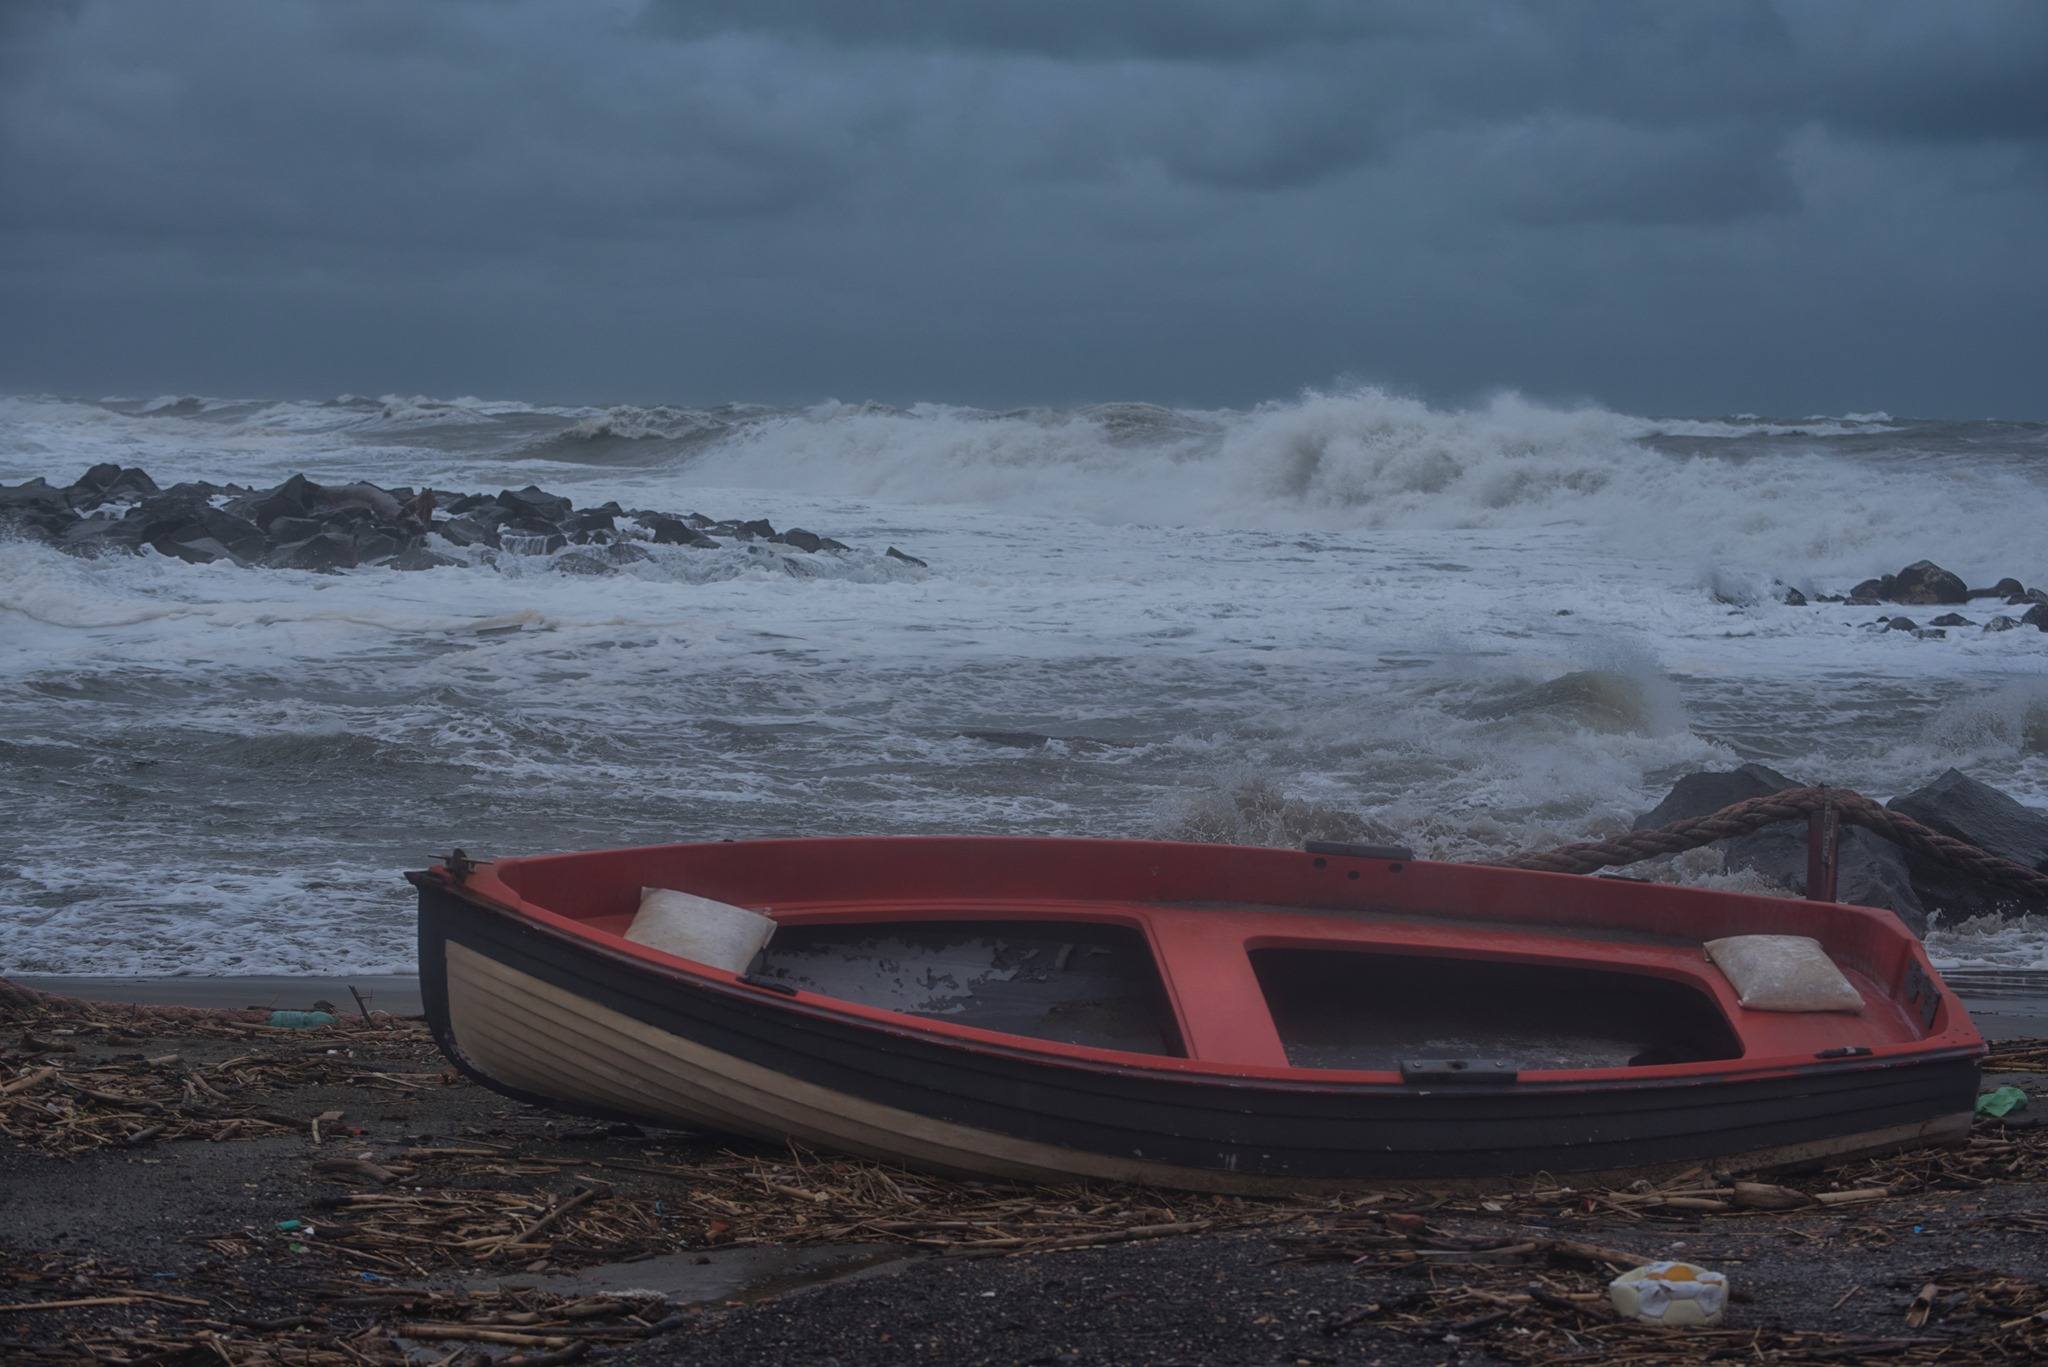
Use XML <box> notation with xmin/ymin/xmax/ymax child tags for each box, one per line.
<box><xmin>1704</xmin><ymin>934</ymin><xmax>1864</xmax><ymax>1012</ymax></box>
<box><xmin>626</xmin><ymin>887</ymin><xmax>776</xmax><ymax>972</ymax></box>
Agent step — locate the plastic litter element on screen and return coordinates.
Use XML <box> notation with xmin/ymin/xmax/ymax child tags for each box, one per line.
<box><xmin>275</xmin><ymin>1219</ymin><xmax>303</xmax><ymax>1231</ymax></box>
<box><xmin>1976</xmin><ymin>1085</ymin><xmax>2029</xmax><ymax>1118</ymax></box>
<box><xmin>1608</xmin><ymin>1261</ymin><xmax>1729</xmax><ymax>1327</ymax></box>
<box><xmin>626</xmin><ymin>886</ymin><xmax>776</xmax><ymax>972</ymax></box>
<box><xmin>1703</xmin><ymin>935</ymin><xmax>1863</xmax><ymax>1012</ymax></box>
<box><xmin>268</xmin><ymin>1010</ymin><xmax>340</xmax><ymax>1029</ymax></box>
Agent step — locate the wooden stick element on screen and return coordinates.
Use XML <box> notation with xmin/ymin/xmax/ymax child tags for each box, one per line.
<box><xmin>0</xmin><ymin>1066</ymin><xmax>57</xmax><ymax>1095</ymax></box>
<box><xmin>396</xmin><ymin>1323</ymin><xmax>571</xmax><ymax>1348</ymax></box>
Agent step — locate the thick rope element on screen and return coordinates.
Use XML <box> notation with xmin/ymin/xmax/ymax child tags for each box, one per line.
<box><xmin>1497</xmin><ymin>784</ymin><xmax>2048</xmax><ymax>904</ymax></box>
<box><xmin>5</xmin><ymin>786</ymin><xmax>2046</xmax><ymax>1018</ymax></box>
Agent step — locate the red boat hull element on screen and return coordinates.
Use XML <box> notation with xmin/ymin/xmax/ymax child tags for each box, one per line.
<box><xmin>410</xmin><ymin>836</ymin><xmax>1982</xmax><ymax>1189</ymax></box>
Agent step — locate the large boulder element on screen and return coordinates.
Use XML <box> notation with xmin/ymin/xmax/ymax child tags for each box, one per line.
<box><xmin>227</xmin><ymin>474</ymin><xmax>321</xmax><ymax>530</ymax></box>
<box><xmin>148</xmin><ymin>507</ymin><xmax>267</xmax><ymax>564</ymax></box>
<box><xmin>1887</xmin><ymin>769</ymin><xmax>2048</xmax><ymax>921</ymax></box>
<box><xmin>1633</xmin><ymin>765</ymin><xmax>1926</xmax><ymax>933</ymax></box>
<box><xmin>64</xmin><ymin>463</ymin><xmax>159</xmax><ymax>511</ymax></box>
<box><xmin>433</xmin><ymin>516</ymin><xmax>499</xmax><ymax>549</ymax></box>
<box><xmin>0</xmin><ymin>477</ymin><xmax>69</xmax><ymax>513</ymax></box>
<box><xmin>1887</xmin><ymin>560</ymin><xmax>1969</xmax><ymax>605</ymax></box>
<box><xmin>267</xmin><ymin>530</ymin><xmax>360</xmax><ymax>572</ymax></box>
<box><xmin>0</xmin><ymin>479</ymin><xmax>79</xmax><ymax>542</ymax></box>
<box><xmin>497</xmin><ymin>485</ymin><xmax>572</xmax><ymax>523</ymax></box>
<box><xmin>641</xmin><ymin>515</ymin><xmax>717</xmax><ymax>548</ymax></box>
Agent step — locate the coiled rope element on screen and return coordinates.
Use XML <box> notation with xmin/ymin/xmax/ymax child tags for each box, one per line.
<box><xmin>1494</xmin><ymin>784</ymin><xmax>2048</xmax><ymax>904</ymax></box>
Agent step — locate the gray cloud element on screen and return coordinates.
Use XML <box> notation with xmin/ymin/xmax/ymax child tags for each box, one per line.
<box><xmin>1</xmin><ymin>0</ymin><xmax>2043</xmax><ymax>415</ymax></box>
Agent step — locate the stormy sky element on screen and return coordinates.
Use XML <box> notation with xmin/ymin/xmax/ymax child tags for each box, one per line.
<box><xmin>2</xmin><ymin>1</ymin><xmax>2044</xmax><ymax>416</ymax></box>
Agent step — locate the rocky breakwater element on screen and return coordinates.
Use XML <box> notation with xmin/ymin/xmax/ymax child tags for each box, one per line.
<box><xmin>1635</xmin><ymin>764</ymin><xmax>2048</xmax><ymax>935</ymax></box>
<box><xmin>1771</xmin><ymin>559</ymin><xmax>2048</xmax><ymax>637</ymax></box>
<box><xmin>0</xmin><ymin>465</ymin><xmax>928</xmax><ymax>575</ymax></box>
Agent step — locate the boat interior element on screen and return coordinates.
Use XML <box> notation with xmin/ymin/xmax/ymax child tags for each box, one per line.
<box><xmin>466</xmin><ymin>837</ymin><xmax>1964</xmax><ymax>1077</ymax></box>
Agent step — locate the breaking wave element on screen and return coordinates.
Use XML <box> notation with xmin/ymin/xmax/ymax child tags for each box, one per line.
<box><xmin>12</xmin><ymin>386</ymin><xmax>2048</xmax><ymax>586</ymax></box>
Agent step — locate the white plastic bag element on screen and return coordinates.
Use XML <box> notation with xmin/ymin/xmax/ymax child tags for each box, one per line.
<box><xmin>624</xmin><ymin>886</ymin><xmax>776</xmax><ymax>973</ymax></box>
<box><xmin>1705</xmin><ymin>935</ymin><xmax>1863</xmax><ymax>1013</ymax></box>
<box><xmin>1609</xmin><ymin>1261</ymin><xmax>1729</xmax><ymax>1327</ymax></box>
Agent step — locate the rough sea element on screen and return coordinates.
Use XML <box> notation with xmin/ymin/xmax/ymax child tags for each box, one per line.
<box><xmin>3</xmin><ymin>389</ymin><xmax>2045</xmax><ymax>977</ymax></box>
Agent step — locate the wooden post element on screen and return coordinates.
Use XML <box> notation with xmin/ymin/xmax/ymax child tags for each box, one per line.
<box><xmin>1806</xmin><ymin>794</ymin><xmax>1840</xmax><ymax>902</ymax></box>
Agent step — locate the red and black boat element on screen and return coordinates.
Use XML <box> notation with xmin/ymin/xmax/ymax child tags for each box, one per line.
<box><xmin>408</xmin><ymin>837</ymin><xmax>1982</xmax><ymax>1192</ymax></box>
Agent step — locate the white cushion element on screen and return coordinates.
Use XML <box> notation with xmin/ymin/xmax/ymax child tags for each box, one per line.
<box><xmin>624</xmin><ymin>887</ymin><xmax>776</xmax><ymax>973</ymax></box>
<box><xmin>1705</xmin><ymin>935</ymin><xmax>1864</xmax><ymax>1013</ymax></box>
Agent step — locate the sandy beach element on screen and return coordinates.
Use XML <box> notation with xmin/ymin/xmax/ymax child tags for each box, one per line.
<box><xmin>3</xmin><ymin>982</ymin><xmax>2046</xmax><ymax>1365</ymax></box>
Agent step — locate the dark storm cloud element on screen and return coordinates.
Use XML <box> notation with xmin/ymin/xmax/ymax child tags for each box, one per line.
<box><xmin>1</xmin><ymin>1</ymin><xmax>2043</xmax><ymax>415</ymax></box>
<box><xmin>640</xmin><ymin>0</ymin><xmax>1420</xmax><ymax>61</ymax></box>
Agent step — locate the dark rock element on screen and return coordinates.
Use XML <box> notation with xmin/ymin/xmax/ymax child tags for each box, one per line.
<box><xmin>267</xmin><ymin>531</ymin><xmax>360</xmax><ymax>572</ymax></box>
<box><xmin>1888</xmin><ymin>559</ymin><xmax>1968</xmax><ymax>605</ymax></box>
<box><xmin>1886</xmin><ymin>617</ymin><xmax>1917</xmax><ymax>632</ymax></box>
<box><xmin>738</xmin><ymin>518</ymin><xmax>776</xmax><ymax>539</ymax></box>
<box><xmin>67</xmin><ymin>462</ymin><xmax>123</xmax><ymax>494</ymax></box>
<box><xmin>1780</xmin><ymin>587</ymin><xmax>1807</xmax><ymax>606</ymax></box>
<box><xmin>778</xmin><ymin>528</ymin><xmax>824</xmax><ymax>553</ymax></box>
<box><xmin>388</xmin><ymin>547</ymin><xmax>460</xmax><ymax>571</ymax></box>
<box><xmin>1849</xmin><ymin>578</ymin><xmax>1888</xmax><ymax>600</ymax></box>
<box><xmin>0</xmin><ymin>496</ymin><xmax>79</xmax><ymax>542</ymax></box>
<box><xmin>1929</xmin><ymin>613</ymin><xmax>1974</xmax><ymax>627</ymax></box>
<box><xmin>886</xmin><ymin>546</ymin><xmax>928</xmax><ymax>568</ymax></box>
<box><xmin>324</xmin><ymin>482</ymin><xmax>404</xmax><ymax>522</ymax></box>
<box><xmin>445</xmin><ymin>492</ymin><xmax>495</xmax><ymax>515</ymax></box>
<box><xmin>433</xmin><ymin>517</ymin><xmax>499</xmax><ymax>549</ymax></box>
<box><xmin>566</xmin><ymin>508</ymin><xmax>616</xmax><ymax>536</ymax></box>
<box><xmin>64</xmin><ymin>463</ymin><xmax>159</xmax><ymax>511</ymax></box>
<box><xmin>497</xmin><ymin>485</ymin><xmax>572</xmax><ymax>523</ymax></box>
<box><xmin>1632</xmin><ymin>764</ymin><xmax>1800</xmax><ymax>831</ymax></box>
<box><xmin>642</xmin><ymin>516</ymin><xmax>717</xmax><ymax>548</ymax></box>
<box><xmin>1845</xmin><ymin>595</ymin><xmax>1881</xmax><ymax>606</ymax></box>
<box><xmin>1912</xmin><ymin>628</ymin><xmax>1946</xmax><ymax>640</ymax></box>
<box><xmin>816</xmin><ymin>535</ymin><xmax>850</xmax><ymax>552</ymax></box>
<box><xmin>1984</xmin><ymin>616</ymin><xmax>2021</xmax><ymax>632</ymax></box>
<box><xmin>2025</xmin><ymin>604</ymin><xmax>2048</xmax><ymax>631</ymax></box>
<box><xmin>149</xmin><ymin>508</ymin><xmax>266</xmax><ymax>563</ymax></box>
<box><xmin>603</xmin><ymin>542</ymin><xmax>653</xmax><ymax>566</ymax></box>
<box><xmin>352</xmin><ymin>529</ymin><xmax>407</xmax><ymax>563</ymax></box>
<box><xmin>1994</xmin><ymin>577</ymin><xmax>2026</xmax><ymax>597</ymax></box>
<box><xmin>1810</xmin><ymin>593</ymin><xmax>1846</xmax><ymax>603</ymax></box>
<box><xmin>229</xmin><ymin>473</ymin><xmax>321</xmax><ymax>529</ymax></box>
<box><xmin>1634</xmin><ymin>765</ymin><xmax>1925</xmax><ymax>933</ymax></box>
<box><xmin>1888</xmin><ymin>769</ymin><xmax>2048</xmax><ymax>921</ymax></box>
<box><xmin>552</xmin><ymin>549</ymin><xmax>617</xmax><ymax>576</ymax></box>
<box><xmin>58</xmin><ymin>516</ymin><xmax>139</xmax><ymax>556</ymax></box>
<box><xmin>265</xmin><ymin>516</ymin><xmax>324</xmax><ymax>543</ymax></box>
<box><xmin>1</xmin><ymin>477</ymin><xmax>74</xmax><ymax>517</ymax></box>
<box><xmin>150</xmin><ymin>535</ymin><xmax>230</xmax><ymax>564</ymax></box>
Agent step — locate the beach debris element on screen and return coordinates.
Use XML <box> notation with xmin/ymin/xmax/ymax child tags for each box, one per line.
<box><xmin>1976</xmin><ymin>1085</ymin><xmax>2030</xmax><ymax>1118</ymax></box>
<box><xmin>1607</xmin><ymin>1260</ymin><xmax>1729</xmax><ymax>1326</ymax></box>
<box><xmin>1985</xmin><ymin>1037</ymin><xmax>2048</xmax><ymax>1072</ymax></box>
<box><xmin>6</xmin><ymin>992</ymin><xmax>2048</xmax><ymax>1364</ymax></box>
<box><xmin>270</xmin><ymin>1009</ymin><xmax>342</xmax><ymax>1029</ymax></box>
